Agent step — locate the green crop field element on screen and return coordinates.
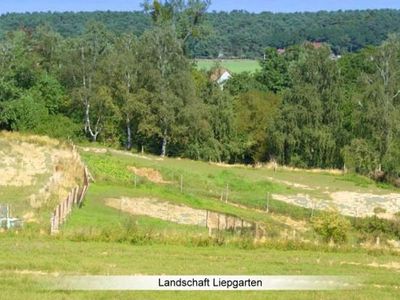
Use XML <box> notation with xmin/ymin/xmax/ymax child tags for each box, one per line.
<box><xmin>196</xmin><ymin>59</ymin><xmax>261</xmax><ymax>73</ymax></box>
<box><xmin>2</xmin><ymin>141</ymin><xmax>400</xmax><ymax>299</ymax></box>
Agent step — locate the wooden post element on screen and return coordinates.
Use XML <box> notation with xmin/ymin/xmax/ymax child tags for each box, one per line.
<box><xmin>50</xmin><ymin>215</ymin><xmax>54</xmax><ymax>234</ymax></box>
<box><xmin>67</xmin><ymin>193</ymin><xmax>71</xmax><ymax>214</ymax></box>
<box><xmin>134</xmin><ymin>173</ymin><xmax>137</xmax><ymax>188</ymax></box>
<box><xmin>73</xmin><ymin>187</ymin><xmax>78</xmax><ymax>205</ymax></box>
<box><xmin>72</xmin><ymin>188</ymin><xmax>76</xmax><ymax>205</ymax></box>
<box><xmin>310</xmin><ymin>198</ymin><xmax>315</xmax><ymax>218</ymax></box>
<box><xmin>266</xmin><ymin>192</ymin><xmax>270</xmax><ymax>213</ymax></box>
<box><xmin>6</xmin><ymin>204</ymin><xmax>10</xmax><ymax>229</ymax></box>
<box><xmin>57</xmin><ymin>204</ymin><xmax>61</xmax><ymax>226</ymax></box>
<box><xmin>225</xmin><ymin>184</ymin><xmax>229</xmax><ymax>203</ymax></box>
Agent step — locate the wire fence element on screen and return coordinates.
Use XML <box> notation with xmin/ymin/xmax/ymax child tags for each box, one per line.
<box><xmin>50</xmin><ymin>166</ymin><xmax>90</xmax><ymax>234</ymax></box>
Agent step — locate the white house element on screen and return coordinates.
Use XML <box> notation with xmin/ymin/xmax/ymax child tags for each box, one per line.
<box><xmin>210</xmin><ymin>67</ymin><xmax>232</xmax><ymax>89</ymax></box>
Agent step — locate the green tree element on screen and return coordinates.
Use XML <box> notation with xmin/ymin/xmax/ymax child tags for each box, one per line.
<box><xmin>143</xmin><ymin>0</ymin><xmax>211</xmax><ymax>50</ymax></box>
<box><xmin>234</xmin><ymin>90</ymin><xmax>280</xmax><ymax>163</ymax></box>
<box><xmin>256</xmin><ymin>47</ymin><xmax>290</xmax><ymax>93</ymax></box>
<box><xmin>61</xmin><ymin>21</ymin><xmax>114</xmax><ymax>141</ymax></box>
<box><xmin>137</xmin><ymin>26</ymin><xmax>195</xmax><ymax>156</ymax></box>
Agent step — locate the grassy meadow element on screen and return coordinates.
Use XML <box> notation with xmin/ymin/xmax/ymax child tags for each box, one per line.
<box><xmin>1</xmin><ymin>235</ymin><xmax>400</xmax><ymax>299</ymax></box>
<box><xmin>196</xmin><ymin>59</ymin><xmax>261</xmax><ymax>73</ymax></box>
<box><xmin>1</xmin><ymin>143</ymin><xmax>400</xmax><ymax>299</ymax></box>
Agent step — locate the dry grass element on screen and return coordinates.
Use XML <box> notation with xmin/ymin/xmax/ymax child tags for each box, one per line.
<box><xmin>0</xmin><ymin>131</ymin><xmax>85</xmax><ymax>223</ymax></box>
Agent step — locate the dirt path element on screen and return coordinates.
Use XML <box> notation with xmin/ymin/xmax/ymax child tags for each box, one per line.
<box><xmin>105</xmin><ymin>197</ymin><xmax>252</xmax><ymax>230</ymax></box>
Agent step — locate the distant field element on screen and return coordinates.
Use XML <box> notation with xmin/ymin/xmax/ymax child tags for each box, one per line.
<box><xmin>196</xmin><ymin>59</ymin><xmax>260</xmax><ymax>73</ymax></box>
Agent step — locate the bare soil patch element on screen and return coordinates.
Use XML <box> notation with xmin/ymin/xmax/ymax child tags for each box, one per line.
<box><xmin>127</xmin><ymin>166</ymin><xmax>170</xmax><ymax>184</ymax></box>
<box><xmin>265</xmin><ymin>176</ymin><xmax>314</xmax><ymax>191</ymax></box>
<box><xmin>0</xmin><ymin>132</ymin><xmax>84</xmax><ymax>219</ymax></box>
<box><xmin>105</xmin><ymin>197</ymin><xmax>252</xmax><ymax>230</ymax></box>
<box><xmin>272</xmin><ymin>192</ymin><xmax>400</xmax><ymax>219</ymax></box>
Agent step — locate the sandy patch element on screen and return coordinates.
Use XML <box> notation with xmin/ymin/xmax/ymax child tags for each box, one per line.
<box><xmin>330</xmin><ymin>191</ymin><xmax>400</xmax><ymax>218</ymax></box>
<box><xmin>272</xmin><ymin>192</ymin><xmax>400</xmax><ymax>219</ymax></box>
<box><xmin>105</xmin><ymin>197</ymin><xmax>252</xmax><ymax>230</ymax></box>
<box><xmin>0</xmin><ymin>269</ymin><xmax>60</xmax><ymax>276</ymax></box>
<box><xmin>0</xmin><ymin>142</ymin><xmax>48</xmax><ymax>186</ymax></box>
<box><xmin>127</xmin><ymin>166</ymin><xmax>170</xmax><ymax>184</ymax></box>
<box><xmin>340</xmin><ymin>261</ymin><xmax>400</xmax><ymax>272</ymax></box>
<box><xmin>0</xmin><ymin>134</ymin><xmax>85</xmax><ymax>220</ymax></box>
<box><xmin>266</xmin><ymin>176</ymin><xmax>314</xmax><ymax>190</ymax></box>
<box><xmin>80</xmin><ymin>147</ymin><xmax>107</xmax><ymax>154</ymax></box>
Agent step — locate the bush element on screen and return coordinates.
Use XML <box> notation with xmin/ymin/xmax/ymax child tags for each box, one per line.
<box><xmin>311</xmin><ymin>211</ymin><xmax>351</xmax><ymax>243</ymax></box>
<box><xmin>353</xmin><ymin>216</ymin><xmax>400</xmax><ymax>239</ymax></box>
<box><xmin>33</xmin><ymin>114</ymin><xmax>81</xmax><ymax>139</ymax></box>
<box><xmin>342</xmin><ymin>139</ymin><xmax>379</xmax><ymax>175</ymax></box>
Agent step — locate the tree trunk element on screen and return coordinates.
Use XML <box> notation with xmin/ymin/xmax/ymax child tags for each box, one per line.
<box><xmin>161</xmin><ymin>131</ymin><xmax>167</xmax><ymax>157</ymax></box>
<box><xmin>92</xmin><ymin>132</ymin><xmax>98</xmax><ymax>142</ymax></box>
<box><xmin>84</xmin><ymin>101</ymin><xmax>90</xmax><ymax>134</ymax></box>
<box><xmin>126</xmin><ymin>118</ymin><xmax>132</xmax><ymax>150</ymax></box>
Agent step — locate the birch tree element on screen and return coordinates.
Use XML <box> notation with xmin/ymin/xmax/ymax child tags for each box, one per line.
<box><xmin>138</xmin><ymin>26</ymin><xmax>194</xmax><ymax>156</ymax></box>
<box><xmin>62</xmin><ymin>21</ymin><xmax>113</xmax><ymax>141</ymax></box>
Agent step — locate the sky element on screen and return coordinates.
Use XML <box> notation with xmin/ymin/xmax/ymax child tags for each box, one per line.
<box><xmin>0</xmin><ymin>0</ymin><xmax>400</xmax><ymax>14</ymax></box>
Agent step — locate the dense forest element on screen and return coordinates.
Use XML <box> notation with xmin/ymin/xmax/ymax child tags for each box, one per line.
<box><xmin>1</xmin><ymin>1</ymin><xmax>400</xmax><ymax>184</ymax></box>
<box><xmin>1</xmin><ymin>9</ymin><xmax>400</xmax><ymax>58</ymax></box>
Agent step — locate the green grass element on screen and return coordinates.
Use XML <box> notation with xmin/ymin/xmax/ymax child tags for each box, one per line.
<box><xmin>80</xmin><ymin>150</ymin><xmax>312</xmax><ymax>223</ymax></box>
<box><xmin>62</xmin><ymin>183</ymin><xmax>208</xmax><ymax>236</ymax></box>
<box><xmin>3</xmin><ymin>141</ymin><xmax>400</xmax><ymax>299</ymax></box>
<box><xmin>196</xmin><ymin>59</ymin><xmax>260</xmax><ymax>73</ymax></box>
<box><xmin>80</xmin><ymin>149</ymin><xmax>397</xmax><ymax>221</ymax></box>
<box><xmin>0</xmin><ymin>236</ymin><xmax>399</xmax><ymax>299</ymax></box>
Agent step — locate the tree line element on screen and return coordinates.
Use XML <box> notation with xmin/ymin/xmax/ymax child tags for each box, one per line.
<box><xmin>1</xmin><ymin>1</ymin><xmax>400</xmax><ymax>184</ymax></box>
<box><xmin>1</xmin><ymin>9</ymin><xmax>400</xmax><ymax>58</ymax></box>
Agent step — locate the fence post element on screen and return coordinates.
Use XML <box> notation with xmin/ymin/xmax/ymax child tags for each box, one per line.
<box><xmin>50</xmin><ymin>165</ymin><xmax>90</xmax><ymax>234</ymax></box>
<box><xmin>225</xmin><ymin>184</ymin><xmax>229</xmax><ymax>203</ymax></box>
<box><xmin>134</xmin><ymin>173</ymin><xmax>137</xmax><ymax>188</ymax></box>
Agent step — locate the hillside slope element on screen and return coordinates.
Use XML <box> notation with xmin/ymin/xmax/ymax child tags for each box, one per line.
<box><xmin>0</xmin><ymin>132</ymin><xmax>83</xmax><ymax>224</ymax></box>
<box><xmin>1</xmin><ymin>10</ymin><xmax>400</xmax><ymax>57</ymax></box>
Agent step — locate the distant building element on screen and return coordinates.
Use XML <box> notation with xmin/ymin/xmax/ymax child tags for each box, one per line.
<box><xmin>329</xmin><ymin>53</ymin><xmax>342</xmax><ymax>61</ymax></box>
<box><xmin>310</xmin><ymin>41</ymin><xmax>323</xmax><ymax>49</ymax></box>
<box><xmin>277</xmin><ymin>48</ymin><xmax>286</xmax><ymax>55</ymax></box>
<box><xmin>210</xmin><ymin>67</ymin><xmax>232</xmax><ymax>88</ymax></box>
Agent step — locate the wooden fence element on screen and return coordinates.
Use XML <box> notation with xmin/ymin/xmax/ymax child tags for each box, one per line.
<box><xmin>50</xmin><ymin>166</ymin><xmax>90</xmax><ymax>234</ymax></box>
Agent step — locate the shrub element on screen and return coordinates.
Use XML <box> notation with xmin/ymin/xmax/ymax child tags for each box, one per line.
<box><xmin>373</xmin><ymin>207</ymin><xmax>386</xmax><ymax>215</ymax></box>
<box><xmin>354</xmin><ymin>216</ymin><xmax>400</xmax><ymax>239</ymax></box>
<box><xmin>311</xmin><ymin>211</ymin><xmax>351</xmax><ymax>243</ymax></box>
